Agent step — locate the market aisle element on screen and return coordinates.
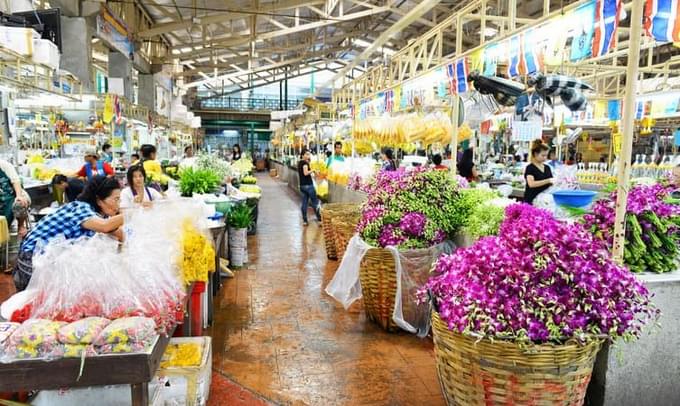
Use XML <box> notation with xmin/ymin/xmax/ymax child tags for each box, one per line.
<box><xmin>207</xmin><ymin>174</ymin><xmax>445</xmax><ymax>406</ymax></box>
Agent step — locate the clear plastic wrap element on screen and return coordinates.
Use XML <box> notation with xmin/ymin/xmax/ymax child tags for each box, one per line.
<box><xmin>388</xmin><ymin>241</ymin><xmax>453</xmax><ymax>337</ymax></box>
<box><xmin>326</xmin><ymin>236</ymin><xmax>452</xmax><ymax>336</ymax></box>
<box><xmin>96</xmin><ymin>340</ymin><xmax>154</xmax><ymax>354</ymax></box>
<box><xmin>93</xmin><ymin>317</ymin><xmax>157</xmax><ymax>346</ymax></box>
<box><xmin>325</xmin><ymin>235</ymin><xmax>371</xmax><ymax>309</ymax></box>
<box><xmin>15</xmin><ymin>199</ymin><xmax>214</xmax><ymax>334</ymax></box>
<box><xmin>6</xmin><ymin>319</ymin><xmax>66</xmax><ymax>359</ymax></box>
<box><xmin>58</xmin><ymin>317</ymin><xmax>110</xmax><ymax>345</ymax></box>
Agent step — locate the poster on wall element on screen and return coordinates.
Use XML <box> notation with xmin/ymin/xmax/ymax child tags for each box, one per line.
<box><xmin>96</xmin><ymin>5</ymin><xmax>133</xmax><ymax>58</ymax></box>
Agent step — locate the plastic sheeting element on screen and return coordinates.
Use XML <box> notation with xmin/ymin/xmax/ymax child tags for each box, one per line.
<box><xmin>326</xmin><ymin>235</ymin><xmax>452</xmax><ymax>337</ymax></box>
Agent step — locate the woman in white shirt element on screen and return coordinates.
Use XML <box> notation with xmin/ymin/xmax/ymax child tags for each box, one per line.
<box><xmin>120</xmin><ymin>164</ymin><xmax>163</xmax><ymax>209</ymax></box>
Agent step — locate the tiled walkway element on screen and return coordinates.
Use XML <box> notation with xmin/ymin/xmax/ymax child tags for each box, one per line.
<box><xmin>208</xmin><ymin>174</ymin><xmax>444</xmax><ymax>405</ymax></box>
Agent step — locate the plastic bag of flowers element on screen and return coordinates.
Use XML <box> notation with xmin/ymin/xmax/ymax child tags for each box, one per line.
<box><xmin>420</xmin><ymin>203</ymin><xmax>659</xmax><ymax>406</ymax></box>
<box><xmin>583</xmin><ymin>183</ymin><xmax>680</xmax><ymax>274</ymax></box>
<box><xmin>326</xmin><ymin>168</ymin><xmax>459</xmax><ymax>335</ymax></box>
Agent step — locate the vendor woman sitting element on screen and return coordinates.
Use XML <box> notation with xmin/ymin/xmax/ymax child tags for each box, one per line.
<box><xmin>12</xmin><ymin>176</ymin><xmax>124</xmax><ymax>291</ymax></box>
<box><xmin>120</xmin><ymin>164</ymin><xmax>163</xmax><ymax>209</ymax></box>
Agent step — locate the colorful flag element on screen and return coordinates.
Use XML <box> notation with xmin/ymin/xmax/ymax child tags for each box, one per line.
<box><xmin>483</xmin><ymin>43</ymin><xmax>501</xmax><ymax>76</ymax></box>
<box><xmin>644</xmin><ymin>0</ymin><xmax>680</xmax><ymax>42</ymax></box>
<box><xmin>569</xmin><ymin>2</ymin><xmax>597</xmax><ymax>61</ymax></box>
<box><xmin>445</xmin><ymin>58</ymin><xmax>469</xmax><ymax>94</ymax></box>
<box><xmin>384</xmin><ymin>89</ymin><xmax>394</xmax><ymax>113</ymax></box>
<box><xmin>542</xmin><ymin>19</ymin><xmax>568</xmax><ymax>65</ymax></box>
<box><xmin>521</xmin><ymin>29</ymin><xmax>544</xmax><ymax>75</ymax></box>
<box><xmin>592</xmin><ymin>0</ymin><xmax>622</xmax><ymax>57</ymax></box>
<box><xmin>469</xmin><ymin>48</ymin><xmax>484</xmax><ymax>73</ymax></box>
<box><xmin>507</xmin><ymin>35</ymin><xmax>523</xmax><ymax>77</ymax></box>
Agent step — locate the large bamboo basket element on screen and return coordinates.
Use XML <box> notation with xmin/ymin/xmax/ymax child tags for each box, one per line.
<box><xmin>330</xmin><ymin>212</ymin><xmax>361</xmax><ymax>260</ymax></box>
<box><xmin>431</xmin><ymin>312</ymin><xmax>602</xmax><ymax>406</ymax></box>
<box><xmin>358</xmin><ymin>247</ymin><xmax>398</xmax><ymax>331</ymax></box>
<box><xmin>320</xmin><ymin>203</ymin><xmax>359</xmax><ymax>260</ymax></box>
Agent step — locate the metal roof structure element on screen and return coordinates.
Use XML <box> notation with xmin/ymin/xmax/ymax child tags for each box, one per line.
<box><xmin>131</xmin><ymin>0</ymin><xmax>477</xmax><ymax>93</ymax></box>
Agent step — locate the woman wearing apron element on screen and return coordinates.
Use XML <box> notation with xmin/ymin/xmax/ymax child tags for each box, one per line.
<box><xmin>0</xmin><ymin>159</ymin><xmax>30</xmax><ymax>238</ymax></box>
<box><xmin>120</xmin><ymin>164</ymin><xmax>164</xmax><ymax>209</ymax></box>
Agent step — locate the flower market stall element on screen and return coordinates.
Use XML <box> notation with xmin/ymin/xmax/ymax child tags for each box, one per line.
<box><xmin>0</xmin><ymin>198</ymin><xmax>217</xmax><ymax>404</ymax></box>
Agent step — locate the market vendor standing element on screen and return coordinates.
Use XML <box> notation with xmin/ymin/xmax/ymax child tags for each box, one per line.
<box><xmin>13</xmin><ymin>176</ymin><xmax>124</xmax><ymax>291</ymax></box>
<box><xmin>140</xmin><ymin>144</ymin><xmax>171</xmax><ymax>189</ymax></box>
<box><xmin>325</xmin><ymin>141</ymin><xmax>345</xmax><ymax>169</ymax></box>
<box><xmin>0</xmin><ymin>159</ymin><xmax>30</xmax><ymax>237</ymax></box>
<box><xmin>298</xmin><ymin>150</ymin><xmax>321</xmax><ymax>226</ymax></box>
<box><xmin>76</xmin><ymin>148</ymin><xmax>114</xmax><ymax>181</ymax></box>
<box><xmin>524</xmin><ymin>140</ymin><xmax>554</xmax><ymax>205</ymax></box>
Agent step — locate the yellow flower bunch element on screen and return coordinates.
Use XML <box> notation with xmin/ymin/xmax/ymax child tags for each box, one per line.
<box><xmin>310</xmin><ymin>159</ymin><xmax>328</xmax><ymax>175</ymax></box>
<box><xmin>180</xmin><ymin>221</ymin><xmax>215</xmax><ymax>285</ymax></box>
<box><xmin>239</xmin><ymin>184</ymin><xmax>261</xmax><ymax>195</ymax></box>
<box><xmin>161</xmin><ymin>342</ymin><xmax>203</xmax><ymax>368</ymax></box>
<box><xmin>328</xmin><ymin>171</ymin><xmax>349</xmax><ymax>186</ymax></box>
<box><xmin>352</xmin><ymin>114</ymin><xmax>454</xmax><ymax>147</ymax></box>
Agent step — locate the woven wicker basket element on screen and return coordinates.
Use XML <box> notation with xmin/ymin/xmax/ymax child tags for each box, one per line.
<box><xmin>320</xmin><ymin>203</ymin><xmax>359</xmax><ymax>260</ymax></box>
<box><xmin>431</xmin><ymin>312</ymin><xmax>602</xmax><ymax>406</ymax></box>
<box><xmin>330</xmin><ymin>212</ymin><xmax>361</xmax><ymax>260</ymax></box>
<box><xmin>358</xmin><ymin>247</ymin><xmax>398</xmax><ymax>331</ymax></box>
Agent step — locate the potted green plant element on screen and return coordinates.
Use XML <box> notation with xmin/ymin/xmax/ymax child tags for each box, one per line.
<box><xmin>227</xmin><ymin>204</ymin><xmax>252</xmax><ymax>267</ymax></box>
<box><xmin>178</xmin><ymin>167</ymin><xmax>221</xmax><ymax>197</ymax></box>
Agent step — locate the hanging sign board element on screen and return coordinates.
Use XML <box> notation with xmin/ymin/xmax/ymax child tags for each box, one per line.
<box><xmin>96</xmin><ymin>5</ymin><xmax>133</xmax><ymax>58</ymax></box>
<box><xmin>511</xmin><ymin>121</ymin><xmax>542</xmax><ymax>142</ymax></box>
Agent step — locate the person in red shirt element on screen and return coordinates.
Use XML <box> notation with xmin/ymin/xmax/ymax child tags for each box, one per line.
<box><xmin>432</xmin><ymin>154</ymin><xmax>448</xmax><ymax>171</ymax></box>
<box><xmin>76</xmin><ymin>148</ymin><xmax>115</xmax><ymax>181</ymax></box>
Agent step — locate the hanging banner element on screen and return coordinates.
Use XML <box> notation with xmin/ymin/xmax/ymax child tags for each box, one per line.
<box><xmin>521</xmin><ymin>28</ymin><xmax>545</xmax><ymax>74</ymax></box>
<box><xmin>644</xmin><ymin>0</ymin><xmax>680</xmax><ymax>43</ymax></box>
<box><xmin>592</xmin><ymin>0</ymin><xmax>623</xmax><ymax>57</ymax></box>
<box><xmin>674</xmin><ymin>129</ymin><xmax>680</xmax><ymax>146</ymax></box>
<box><xmin>445</xmin><ymin>58</ymin><xmax>469</xmax><ymax>94</ymax></box>
<box><xmin>483</xmin><ymin>42</ymin><xmax>502</xmax><ymax>76</ymax></box>
<box><xmin>542</xmin><ymin>18</ymin><xmax>568</xmax><ymax>65</ymax></box>
<box><xmin>96</xmin><ymin>5</ymin><xmax>133</xmax><ymax>58</ymax></box>
<box><xmin>511</xmin><ymin>121</ymin><xmax>542</xmax><ymax>142</ymax></box>
<box><xmin>607</xmin><ymin>99</ymin><xmax>621</xmax><ymax>120</ymax></box>
<box><xmin>569</xmin><ymin>1</ymin><xmax>597</xmax><ymax>61</ymax></box>
<box><xmin>507</xmin><ymin>35</ymin><xmax>523</xmax><ymax>77</ymax></box>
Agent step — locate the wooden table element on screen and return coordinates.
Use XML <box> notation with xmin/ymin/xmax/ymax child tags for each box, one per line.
<box><xmin>0</xmin><ymin>334</ymin><xmax>170</xmax><ymax>406</ymax></box>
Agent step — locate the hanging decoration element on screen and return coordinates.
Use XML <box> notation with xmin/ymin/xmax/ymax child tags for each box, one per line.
<box><xmin>468</xmin><ymin>72</ymin><xmax>526</xmax><ymax>107</ymax></box>
<box><xmin>592</xmin><ymin>0</ymin><xmax>623</xmax><ymax>57</ymax></box>
<box><xmin>644</xmin><ymin>0</ymin><xmax>680</xmax><ymax>43</ymax></box>
<box><xmin>528</xmin><ymin>73</ymin><xmax>593</xmax><ymax>111</ymax></box>
<box><xmin>445</xmin><ymin>58</ymin><xmax>470</xmax><ymax>95</ymax></box>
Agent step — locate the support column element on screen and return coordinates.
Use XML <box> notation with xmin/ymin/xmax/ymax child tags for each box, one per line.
<box><xmin>108</xmin><ymin>51</ymin><xmax>134</xmax><ymax>100</ymax></box>
<box><xmin>59</xmin><ymin>17</ymin><xmax>93</xmax><ymax>91</ymax></box>
<box><xmin>138</xmin><ymin>74</ymin><xmax>156</xmax><ymax>111</ymax></box>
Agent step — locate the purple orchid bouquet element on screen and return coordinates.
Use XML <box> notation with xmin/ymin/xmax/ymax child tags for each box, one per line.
<box><xmin>422</xmin><ymin>203</ymin><xmax>658</xmax><ymax>344</ymax></box>
<box><xmin>583</xmin><ymin>184</ymin><xmax>680</xmax><ymax>273</ymax></box>
<box><xmin>357</xmin><ymin>167</ymin><xmax>461</xmax><ymax>249</ymax></box>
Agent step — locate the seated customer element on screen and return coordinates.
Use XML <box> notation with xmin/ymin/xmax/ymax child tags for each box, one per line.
<box><xmin>120</xmin><ymin>165</ymin><xmax>163</xmax><ymax>209</ymax></box>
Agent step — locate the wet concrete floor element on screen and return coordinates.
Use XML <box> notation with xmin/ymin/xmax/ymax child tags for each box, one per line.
<box><xmin>207</xmin><ymin>174</ymin><xmax>444</xmax><ymax>405</ymax></box>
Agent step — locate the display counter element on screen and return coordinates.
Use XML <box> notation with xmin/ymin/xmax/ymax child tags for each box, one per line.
<box><xmin>0</xmin><ymin>334</ymin><xmax>170</xmax><ymax>406</ymax></box>
<box><xmin>586</xmin><ymin>270</ymin><xmax>680</xmax><ymax>406</ymax></box>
